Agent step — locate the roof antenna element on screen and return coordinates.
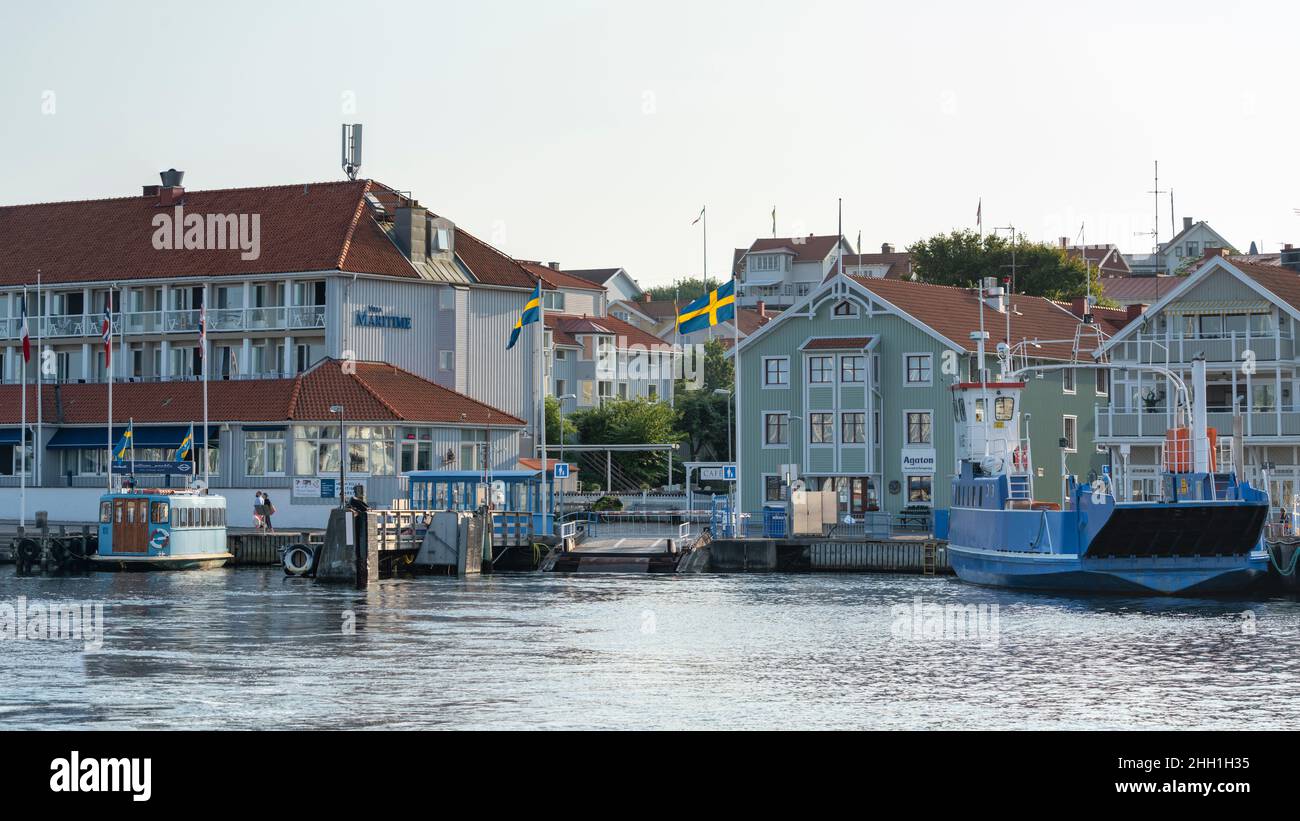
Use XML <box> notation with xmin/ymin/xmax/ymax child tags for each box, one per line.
<box><xmin>341</xmin><ymin>123</ymin><xmax>363</xmax><ymax>180</ymax></box>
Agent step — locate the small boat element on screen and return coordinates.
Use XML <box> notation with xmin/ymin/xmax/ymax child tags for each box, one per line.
<box><xmin>941</xmin><ymin>346</ymin><xmax>1269</xmax><ymax>596</ymax></box>
<box><xmin>92</xmin><ymin>488</ymin><xmax>232</xmax><ymax>571</ymax></box>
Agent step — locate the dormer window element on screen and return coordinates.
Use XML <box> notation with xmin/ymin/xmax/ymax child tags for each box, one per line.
<box><xmin>544</xmin><ymin>291</ymin><xmax>566</xmax><ymax>311</ymax></box>
<box><xmin>832</xmin><ymin>301</ymin><xmax>859</xmax><ymax>318</ymax></box>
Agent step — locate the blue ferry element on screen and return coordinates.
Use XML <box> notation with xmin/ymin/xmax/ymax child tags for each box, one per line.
<box><xmin>940</xmin><ymin>352</ymin><xmax>1269</xmax><ymax>596</ymax></box>
<box><xmin>92</xmin><ymin>489</ymin><xmax>233</xmax><ymax>571</ymax></box>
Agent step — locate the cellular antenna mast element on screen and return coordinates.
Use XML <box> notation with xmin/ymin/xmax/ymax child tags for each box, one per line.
<box><xmin>342</xmin><ymin>123</ymin><xmax>363</xmax><ymax>181</ymax></box>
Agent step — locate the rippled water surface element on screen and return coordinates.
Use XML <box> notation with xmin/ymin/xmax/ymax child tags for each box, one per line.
<box><xmin>1</xmin><ymin>568</ymin><xmax>1297</xmax><ymax>730</ymax></box>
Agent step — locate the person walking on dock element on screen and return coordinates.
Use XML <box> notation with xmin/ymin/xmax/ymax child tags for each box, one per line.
<box><xmin>263</xmin><ymin>492</ymin><xmax>276</xmax><ymax>533</ymax></box>
<box><xmin>253</xmin><ymin>491</ymin><xmax>266</xmax><ymax>531</ymax></box>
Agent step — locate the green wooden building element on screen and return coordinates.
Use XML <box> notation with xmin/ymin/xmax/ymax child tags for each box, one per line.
<box><xmin>733</xmin><ymin>273</ymin><xmax>1136</xmax><ymax>519</ymax></box>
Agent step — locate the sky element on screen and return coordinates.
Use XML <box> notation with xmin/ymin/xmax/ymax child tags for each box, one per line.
<box><xmin>2</xmin><ymin>0</ymin><xmax>1298</xmax><ymax>289</ymax></box>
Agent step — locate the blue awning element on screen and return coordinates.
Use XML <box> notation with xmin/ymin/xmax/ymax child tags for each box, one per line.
<box><xmin>0</xmin><ymin>428</ymin><xmax>25</xmax><ymax>446</ymax></box>
<box><xmin>46</xmin><ymin>425</ymin><xmax>217</xmax><ymax>449</ymax></box>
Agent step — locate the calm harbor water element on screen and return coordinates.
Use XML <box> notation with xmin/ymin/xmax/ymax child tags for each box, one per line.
<box><xmin>1</xmin><ymin>568</ymin><xmax>1297</xmax><ymax>730</ymax></box>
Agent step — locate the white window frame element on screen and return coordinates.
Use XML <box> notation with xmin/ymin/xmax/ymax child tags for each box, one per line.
<box><xmin>1062</xmin><ymin>367</ymin><xmax>1076</xmax><ymax>395</ymax></box>
<box><xmin>808</xmin><ymin>412</ymin><xmax>835</xmax><ymax>446</ymax></box>
<box><xmin>1063</xmin><ymin>415</ymin><xmax>1078</xmax><ymax>453</ymax></box>
<box><xmin>762</xmin><ymin>412</ymin><xmax>790</xmax><ymax>448</ymax></box>
<box><xmin>904</xmin><ymin>409</ymin><xmax>933</xmax><ymax>446</ymax></box>
<box><xmin>762</xmin><ymin>356</ymin><xmax>790</xmax><ymax>389</ymax></box>
<box><xmin>905</xmin><ymin>475</ymin><xmax>934</xmax><ymax>507</ymax></box>
<box><xmin>808</xmin><ymin>355</ymin><xmax>834</xmax><ymax>385</ymax></box>
<box><xmin>831</xmin><ymin>300</ymin><xmax>860</xmax><ymax>319</ymax></box>
<box><xmin>840</xmin><ymin>354</ymin><xmax>866</xmax><ymax>384</ymax></box>
<box><xmin>903</xmin><ymin>352</ymin><xmax>933</xmax><ymax>387</ymax></box>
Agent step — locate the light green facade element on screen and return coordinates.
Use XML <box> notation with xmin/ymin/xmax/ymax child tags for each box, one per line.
<box><xmin>736</xmin><ymin>278</ymin><xmax>1109</xmax><ymax>517</ymax></box>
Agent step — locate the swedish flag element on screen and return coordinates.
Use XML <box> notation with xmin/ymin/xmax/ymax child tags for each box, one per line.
<box><xmin>677</xmin><ymin>279</ymin><xmax>736</xmax><ymax>335</ymax></box>
<box><xmin>175</xmin><ymin>424</ymin><xmax>195</xmax><ymax>462</ymax></box>
<box><xmin>507</xmin><ymin>281</ymin><xmax>542</xmax><ymax>350</ymax></box>
<box><xmin>112</xmin><ymin>421</ymin><xmax>134</xmax><ymax>461</ymax></box>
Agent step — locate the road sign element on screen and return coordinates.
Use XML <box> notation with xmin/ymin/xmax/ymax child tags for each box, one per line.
<box><xmin>723</xmin><ymin>465</ymin><xmax>737</xmax><ymax>481</ymax></box>
<box><xmin>700</xmin><ymin>464</ymin><xmax>737</xmax><ymax>481</ymax></box>
<box><xmin>553</xmin><ymin>462</ymin><xmax>570</xmax><ymax>478</ymax></box>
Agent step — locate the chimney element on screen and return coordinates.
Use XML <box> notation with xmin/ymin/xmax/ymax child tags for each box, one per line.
<box><xmin>548</xmin><ymin>262</ymin><xmax>560</xmax><ymax>271</ymax></box>
<box><xmin>643</xmin><ymin>292</ymin><xmax>652</xmax><ymax>303</ymax></box>
<box><xmin>156</xmin><ymin>168</ymin><xmax>185</xmax><ymax>207</ymax></box>
<box><xmin>1126</xmin><ymin>304</ymin><xmax>1147</xmax><ymax>324</ymax></box>
<box><xmin>881</xmin><ymin>242</ymin><xmax>895</xmax><ymax>254</ymax></box>
<box><xmin>757</xmin><ymin>300</ymin><xmax>767</xmax><ymax>318</ymax></box>
<box><xmin>981</xmin><ymin>277</ymin><xmax>1006</xmax><ymax>312</ymax></box>
<box><xmin>1202</xmin><ymin>246</ymin><xmax>1229</xmax><ymax>261</ymax></box>
<box><xmin>1070</xmin><ymin>297</ymin><xmax>1088</xmax><ymax>318</ymax></box>
<box><xmin>1060</xmin><ymin>236</ymin><xmax>1069</xmax><ymax>250</ymax></box>
<box><xmin>1281</xmin><ymin>243</ymin><xmax>1300</xmax><ymax>273</ymax></box>
<box><xmin>1183</xmin><ymin>216</ymin><xmax>1193</xmax><ymax>231</ymax></box>
<box><xmin>395</xmin><ymin>205</ymin><xmax>428</xmax><ymax>261</ymax></box>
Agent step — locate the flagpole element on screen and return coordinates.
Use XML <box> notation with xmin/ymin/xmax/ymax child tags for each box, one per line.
<box><xmin>536</xmin><ymin>282</ymin><xmax>548</xmax><ymax>533</ymax></box>
<box><xmin>130</xmin><ymin>416</ymin><xmax>135</xmax><ymax>477</ymax></box>
<box><xmin>35</xmin><ymin>269</ymin><xmax>42</xmax><ymax>488</ymax></box>
<box><xmin>107</xmin><ymin>287</ymin><xmax>113</xmax><ymax>492</ymax></box>
<box><xmin>202</xmin><ymin>286</ymin><xmax>209</xmax><ymax>487</ymax></box>
<box><xmin>19</xmin><ymin>288</ymin><xmax>27</xmax><ymax>528</ymax></box>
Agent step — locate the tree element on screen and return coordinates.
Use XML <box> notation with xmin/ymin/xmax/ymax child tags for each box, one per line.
<box><xmin>644</xmin><ymin>276</ymin><xmax>723</xmax><ymax>303</ymax></box>
<box><xmin>675</xmin><ymin>389</ymin><xmax>730</xmax><ymax>463</ymax></box>
<box><xmin>569</xmin><ymin>398</ymin><xmax>683</xmax><ymax>488</ymax></box>
<box><xmin>544</xmin><ymin>395</ymin><xmax>576</xmax><ymax>446</ymax></box>
<box><xmin>676</xmin><ymin>337</ymin><xmax>732</xmax><ymax>395</ymax></box>
<box><xmin>907</xmin><ymin>229</ymin><xmax>1101</xmax><ymax>301</ymax></box>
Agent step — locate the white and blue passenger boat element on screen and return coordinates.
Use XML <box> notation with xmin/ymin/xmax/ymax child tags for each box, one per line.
<box><xmin>92</xmin><ymin>489</ymin><xmax>232</xmax><ymax>571</ymax></box>
<box><xmin>939</xmin><ymin>344</ymin><xmax>1269</xmax><ymax>595</ymax></box>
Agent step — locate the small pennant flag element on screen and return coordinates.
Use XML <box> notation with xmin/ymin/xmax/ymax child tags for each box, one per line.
<box><xmin>101</xmin><ymin>306</ymin><xmax>113</xmax><ymax>369</ymax></box>
<box><xmin>692</xmin><ymin>206</ymin><xmax>705</xmax><ymax>226</ymax></box>
<box><xmin>19</xmin><ymin>294</ymin><xmax>31</xmax><ymax>363</ymax></box>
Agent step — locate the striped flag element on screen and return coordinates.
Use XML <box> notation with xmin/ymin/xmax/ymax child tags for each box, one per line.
<box><xmin>101</xmin><ymin>306</ymin><xmax>112</xmax><ymax>368</ymax></box>
<box><xmin>19</xmin><ymin>294</ymin><xmax>31</xmax><ymax>363</ymax></box>
<box><xmin>506</xmin><ymin>282</ymin><xmax>541</xmax><ymax>350</ymax></box>
<box><xmin>174</xmin><ymin>424</ymin><xmax>194</xmax><ymax>462</ymax></box>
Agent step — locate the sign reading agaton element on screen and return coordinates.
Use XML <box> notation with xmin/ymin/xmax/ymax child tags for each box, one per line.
<box><xmin>901</xmin><ymin>449</ymin><xmax>936</xmax><ymax>475</ymax></box>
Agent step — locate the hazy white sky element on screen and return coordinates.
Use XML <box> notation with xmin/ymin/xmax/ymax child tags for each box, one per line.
<box><xmin>3</xmin><ymin>0</ymin><xmax>1298</xmax><ymax>288</ymax></box>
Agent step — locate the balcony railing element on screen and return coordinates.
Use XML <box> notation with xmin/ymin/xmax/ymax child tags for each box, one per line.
<box><xmin>1096</xmin><ymin>407</ymin><xmax>1300</xmax><ymax>439</ymax></box>
<box><xmin>0</xmin><ymin>305</ymin><xmax>327</xmax><ymax>341</ymax></box>
<box><xmin>1112</xmin><ymin>330</ymin><xmax>1295</xmax><ymax>366</ymax></box>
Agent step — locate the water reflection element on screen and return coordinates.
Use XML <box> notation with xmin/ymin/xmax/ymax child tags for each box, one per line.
<box><xmin>0</xmin><ymin>569</ymin><xmax>1296</xmax><ymax>730</ymax></box>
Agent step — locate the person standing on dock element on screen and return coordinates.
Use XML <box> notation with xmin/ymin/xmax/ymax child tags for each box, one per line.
<box><xmin>253</xmin><ymin>491</ymin><xmax>266</xmax><ymax>531</ymax></box>
<box><xmin>263</xmin><ymin>492</ymin><xmax>276</xmax><ymax>533</ymax></box>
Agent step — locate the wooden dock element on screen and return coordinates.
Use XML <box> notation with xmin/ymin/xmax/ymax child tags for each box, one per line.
<box><xmin>706</xmin><ymin>537</ymin><xmax>953</xmax><ymax>575</ymax></box>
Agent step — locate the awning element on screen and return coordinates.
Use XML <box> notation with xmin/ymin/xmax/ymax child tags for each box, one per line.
<box><xmin>1164</xmin><ymin>300</ymin><xmax>1271</xmax><ymax>315</ymax></box>
<box><xmin>0</xmin><ymin>428</ymin><xmax>25</xmax><ymax>446</ymax></box>
<box><xmin>46</xmin><ymin>425</ymin><xmax>218</xmax><ymax>449</ymax></box>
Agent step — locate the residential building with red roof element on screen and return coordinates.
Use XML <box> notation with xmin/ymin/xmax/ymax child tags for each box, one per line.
<box><xmin>731</xmin><ymin>270</ymin><xmax>1133</xmax><ymax>518</ymax></box>
<box><xmin>733</xmin><ymin>233</ymin><xmax>855</xmax><ymax>309</ymax></box>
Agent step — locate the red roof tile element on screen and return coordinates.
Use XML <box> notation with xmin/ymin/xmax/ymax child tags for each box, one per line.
<box><xmin>802</xmin><ymin>336</ymin><xmax>874</xmax><ymax>350</ymax></box>
<box><xmin>0</xmin><ymin>180</ymin><xmax>419</xmax><ymax>286</ymax></box>
<box><xmin>0</xmin><ymin>360</ymin><xmax>523</xmax><ymax>426</ymax></box>
<box><xmin>517</xmin><ymin>261</ymin><xmax>605</xmax><ymax>292</ymax></box>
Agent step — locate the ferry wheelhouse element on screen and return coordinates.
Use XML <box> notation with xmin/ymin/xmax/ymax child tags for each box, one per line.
<box><xmin>939</xmin><ymin>338</ymin><xmax>1269</xmax><ymax>596</ymax></box>
<box><xmin>93</xmin><ymin>490</ymin><xmax>232</xmax><ymax>571</ymax></box>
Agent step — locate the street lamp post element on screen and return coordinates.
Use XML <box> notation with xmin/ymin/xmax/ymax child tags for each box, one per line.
<box><xmin>330</xmin><ymin>405</ymin><xmax>345</xmax><ymax>509</ymax></box>
<box><xmin>556</xmin><ymin>394</ymin><xmax>576</xmax><ymax>518</ymax></box>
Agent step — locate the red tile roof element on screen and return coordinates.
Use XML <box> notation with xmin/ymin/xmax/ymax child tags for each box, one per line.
<box><xmin>735</xmin><ymin>235</ymin><xmax>842</xmax><ymax>275</ymax></box>
<box><xmin>838</xmin><ymin>252</ymin><xmax>913</xmax><ymax>280</ymax></box>
<box><xmin>517</xmin><ymin>261</ymin><xmax>606</xmax><ymax>292</ymax></box>
<box><xmin>0</xmin><ymin>179</ymin><xmax>420</xmax><ymax>286</ymax></box>
<box><xmin>849</xmin><ymin>276</ymin><xmax>1125</xmax><ymax>361</ymax></box>
<box><xmin>544</xmin><ymin>313</ymin><xmax>664</xmax><ymax>349</ymax></box>
<box><xmin>449</xmin><ymin>227</ymin><xmax>536</xmax><ymax>288</ymax></box>
<box><xmin>0</xmin><ymin>360</ymin><xmax>524</xmax><ymax>426</ymax></box>
<box><xmin>1101</xmin><ymin>276</ymin><xmax>1179</xmax><ymax>304</ymax></box>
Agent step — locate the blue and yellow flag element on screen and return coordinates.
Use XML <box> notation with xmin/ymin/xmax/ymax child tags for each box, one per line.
<box><xmin>112</xmin><ymin>421</ymin><xmax>134</xmax><ymax>461</ymax></box>
<box><xmin>677</xmin><ymin>279</ymin><xmax>736</xmax><ymax>335</ymax></box>
<box><xmin>175</xmin><ymin>424</ymin><xmax>195</xmax><ymax>462</ymax></box>
<box><xmin>507</xmin><ymin>281</ymin><xmax>542</xmax><ymax>350</ymax></box>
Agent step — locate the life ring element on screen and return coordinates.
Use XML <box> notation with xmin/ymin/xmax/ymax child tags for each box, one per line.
<box><xmin>283</xmin><ymin>544</ymin><xmax>315</xmax><ymax>577</ymax></box>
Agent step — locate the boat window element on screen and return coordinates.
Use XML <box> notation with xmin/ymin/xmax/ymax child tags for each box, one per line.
<box><xmin>100</xmin><ymin>501</ymin><xmax>112</xmax><ymax>523</ymax></box>
<box><xmin>115</xmin><ymin>503</ymin><xmax>123</xmax><ymax>524</ymax></box>
<box><xmin>995</xmin><ymin>397</ymin><xmax>1015</xmax><ymax>422</ymax></box>
<box><xmin>152</xmin><ymin>502</ymin><xmax>170</xmax><ymax>524</ymax></box>
<box><xmin>125</xmin><ymin>504</ymin><xmax>135</xmax><ymax>525</ymax></box>
<box><xmin>201</xmin><ymin>508</ymin><xmax>211</xmax><ymax>528</ymax></box>
<box><xmin>954</xmin><ymin>397</ymin><xmax>966</xmax><ymax>422</ymax></box>
<box><xmin>974</xmin><ymin>399</ymin><xmax>986</xmax><ymax>423</ymax></box>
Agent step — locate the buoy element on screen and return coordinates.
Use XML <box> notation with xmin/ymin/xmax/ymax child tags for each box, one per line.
<box><xmin>283</xmin><ymin>544</ymin><xmax>315</xmax><ymax>577</ymax></box>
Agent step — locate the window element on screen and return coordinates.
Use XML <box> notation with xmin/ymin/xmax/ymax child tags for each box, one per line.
<box><xmin>245</xmin><ymin>429</ymin><xmax>286</xmax><ymax>476</ymax></box>
<box><xmin>438</xmin><ymin>350</ymin><xmax>454</xmax><ymax>371</ymax></box>
<box><xmin>1063</xmin><ymin>416</ymin><xmax>1078</xmax><ymax>453</ymax></box>
<box><xmin>1199</xmin><ymin>314</ymin><xmax>1223</xmax><ymax>338</ymax></box>
<box><xmin>294</xmin><ymin>426</ymin><xmax>393</xmax><ymax>475</ymax></box>
<box><xmin>905</xmin><ymin>354</ymin><xmax>932</xmax><ymax>386</ymax></box>
<box><xmin>764</xmin><ymin>475</ymin><xmax>786</xmax><ymax>502</ymax></box>
<box><xmin>1095</xmin><ymin>368</ymin><xmax>1109</xmax><ymax>396</ymax></box>
<box><xmin>1185</xmin><ymin>241</ymin><xmax>1199</xmax><ymax>257</ymax></box>
<box><xmin>832</xmin><ymin>301</ymin><xmax>859</xmax><ymax>318</ymax></box>
<box><xmin>555</xmin><ymin>378</ymin><xmax>568</xmax><ymax>398</ymax></box>
<box><xmin>764</xmin><ymin>413</ymin><xmax>789</xmax><ymax>446</ymax></box>
<box><xmin>994</xmin><ymin>397</ymin><xmax>1015</xmax><ymax>422</ymax></box>
<box><xmin>1062</xmin><ymin>368</ymin><xmax>1076</xmax><ymax>394</ymax></box>
<box><xmin>401</xmin><ymin>429</ymin><xmax>434</xmax><ymax>473</ymax></box>
<box><xmin>544</xmin><ymin>291</ymin><xmax>566</xmax><ymax>311</ymax></box>
<box><xmin>907</xmin><ymin>476</ymin><xmax>933</xmax><ymax>505</ymax></box>
<box><xmin>809</xmin><ymin>355</ymin><xmax>834</xmax><ymax>384</ymax></box>
<box><xmin>906</xmin><ymin>411</ymin><xmax>932</xmax><ymax>445</ymax></box>
<box><xmin>460</xmin><ymin>429</ymin><xmax>486</xmax><ymax>470</ymax></box>
<box><xmin>809</xmin><ymin>413</ymin><xmax>834</xmax><ymax>444</ymax></box>
<box><xmin>841</xmin><ymin>412</ymin><xmax>865</xmax><ymax>444</ymax></box>
<box><xmin>579</xmin><ymin>380</ymin><xmax>595</xmax><ymax>406</ymax></box>
<box><xmin>840</xmin><ymin>355</ymin><xmax>865</xmax><ymax>383</ymax></box>
<box><xmin>597</xmin><ymin>381</ymin><xmax>613</xmax><ymax>403</ymax></box>
<box><xmin>763</xmin><ymin>357</ymin><xmax>789</xmax><ymax>387</ymax></box>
